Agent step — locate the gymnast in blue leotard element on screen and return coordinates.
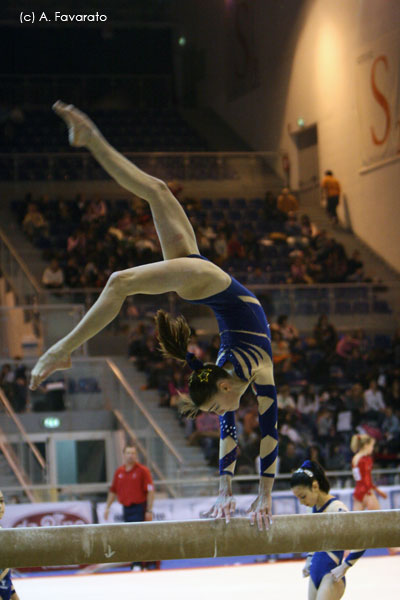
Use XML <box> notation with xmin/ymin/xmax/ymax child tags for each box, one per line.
<box><xmin>29</xmin><ymin>101</ymin><xmax>277</xmax><ymax>529</ymax></box>
<box><xmin>0</xmin><ymin>491</ymin><xmax>20</xmax><ymax>600</ymax></box>
<box><xmin>291</xmin><ymin>461</ymin><xmax>365</xmax><ymax>600</ymax></box>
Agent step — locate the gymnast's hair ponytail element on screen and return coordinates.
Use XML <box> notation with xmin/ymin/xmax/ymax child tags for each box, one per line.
<box><xmin>155</xmin><ymin>310</ymin><xmax>229</xmax><ymax>418</ymax></box>
<box><xmin>290</xmin><ymin>460</ymin><xmax>330</xmax><ymax>493</ymax></box>
<box><xmin>350</xmin><ymin>433</ymin><xmax>372</xmax><ymax>454</ymax></box>
<box><xmin>155</xmin><ymin>309</ymin><xmax>191</xmax><ymax>362</ymax></box>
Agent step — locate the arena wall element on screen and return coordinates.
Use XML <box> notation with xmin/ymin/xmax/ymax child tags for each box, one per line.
<box><xmin>180</xmin><ymin>0</ymin><xmax>400</xmax><ymax>272</ymax></box>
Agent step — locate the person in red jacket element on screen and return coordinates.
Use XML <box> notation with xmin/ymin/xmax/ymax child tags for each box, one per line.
<box><xmin>104</xmin><ymin>445</ymin><xmax>156</xmax><ymax>570</ymax></box>
<box><xmin>351</xmin><ymin>433</ymin><xmax>399</xmax><ymax>555</ymax></box>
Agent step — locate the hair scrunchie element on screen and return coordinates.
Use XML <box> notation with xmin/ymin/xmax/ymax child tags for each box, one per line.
<box><xmin>185</xmin><ymin>352</ymin><xmax>204</xmax><ymax>371</ymax></box>
<box><xmin>301</xmin><ymin>459</ymin><xmax>313</xmax><ymax>470</ymax></box>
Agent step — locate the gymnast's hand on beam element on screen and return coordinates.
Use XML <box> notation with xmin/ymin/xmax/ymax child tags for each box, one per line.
<box><xmin>247</xmin><ymin>492</ymin><xmax>272</xmax><ymax>531</ymax></box>
<box><xmin>53</xmin><ymin>100</ymin><xmax>100</xmax><ymax>147</ymax></box>
<box><xmin>330</xmin><ymin>561</ymin><xmax>349</xmax><ymax>582</ymax></box>
<box><xmin>29</xmin><ymin>344</ymin><xmax>71</xmax><ymax>391</ymax></box>
<box><xmin>202</xmin><ymin>492</ymin><xmax>236</xmax><ymax>524</ymax></box>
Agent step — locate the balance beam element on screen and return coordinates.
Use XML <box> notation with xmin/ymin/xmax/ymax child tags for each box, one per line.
<box><xmin>2</xmin><ymin>510</ymin><xmax>400</xmax><ymax>568</ymax></box>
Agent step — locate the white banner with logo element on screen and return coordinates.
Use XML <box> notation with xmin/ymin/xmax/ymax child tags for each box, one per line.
<box><xmin>96</xmin><ymin>485</ymin><xmax>399</xmax><ymax>524</ymax></box>
<box><xmin>1</xmin><ymin>501</ymin><xmax>92</xmax><ymax>529</ymax></box>
<box><xmin>356</xmin><ymin>29</ymin><xmax>400</xmax><ymax>167</ymax></box>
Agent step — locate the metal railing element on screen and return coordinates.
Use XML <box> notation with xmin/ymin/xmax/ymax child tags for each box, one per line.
<box><xmin>0</xmin><ymin>468</ymin><xmax>399</xmax><ymax>502</ymax></box>
<box><xmin>0</xmin><ymin>229</ymin><xmax>40</xmax><ymax>304</ymax></box>
<box><xmin>0</xmin><ymin>387</ymin><xmax>46</xmax><ymax>472</ymax></box>
<box><xmin>106</xmin><ymin>359</ymin><xmax>185</xmax><ymax>482</ymax></box>
<box><xmin>0</xmin><ymin>151</ymin><xmax>281</xmax><ymax>182</ymax></box>
<box><xmin>0</xmin><ymin>357</ymin><xmax>186</xmax><ymax>486</ymax></box>
<box><xmin>0</xmin><ymin>305</ymin><xmax>86</xmax><ymax>358</ymax></box>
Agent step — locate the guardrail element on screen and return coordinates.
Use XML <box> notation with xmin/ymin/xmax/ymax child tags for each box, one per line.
<box><xmin>0</xmin><ymin>151</ymin><xmax>281</xmax><ymax>181</ymax></box>
<box><xmin>0</xmin><ymin>468</ymin><xmax>399</xmax><ymax>501</ymax></box>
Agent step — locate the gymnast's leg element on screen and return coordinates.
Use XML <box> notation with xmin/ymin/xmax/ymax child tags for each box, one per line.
<box><xmin>315</xmin><ymin>573</ymin><xmax>345</xmax><ymax>599</ymax></box>
<box><xmin>53</xmin><ymin>101</ymin><xmax>200</xmax><ymax>260</ymax></box>
<box><xmin>29</xmin><ymin>255</ymin><xmax>228</xmax><ymax>390</ymax></box>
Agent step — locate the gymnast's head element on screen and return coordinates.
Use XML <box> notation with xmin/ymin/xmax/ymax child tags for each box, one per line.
<box><xmin>290</xmin><ymin>460</ymin><xmax>330</xmax><ymax>508</ymax></box>
<box><xmin>155</xmin><ymin>310</ymin><xmax>239</xmax><ymax>418</ymax></box>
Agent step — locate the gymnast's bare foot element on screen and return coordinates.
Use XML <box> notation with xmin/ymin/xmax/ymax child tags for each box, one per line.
<box><xmin>53</xmin><ymin>100</ymin><xmax>100</xmax><ymax>147</ymax></box>
<box><xmin>29</xmin><ymin>345</ymin><xmax>71</xmax><ymax>390</ymax></box>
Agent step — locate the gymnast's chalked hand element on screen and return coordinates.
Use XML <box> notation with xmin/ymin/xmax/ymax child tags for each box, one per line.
<box><xmin>202</xmin><ymin>493</ymin><xmax>236</xmax><ymax>524</ymax></box>
<box><xmin>53</xmin><ymin>100</ymin><xmax>100</xmax><ymax>147</ymax></box>
<box><xmin>302</xmin><ymin>555</ymin><xmax>312</xmax><ymax>577</ymax></box>
<box><xmin>330</xmin><ymin>562</ymin><xmax>349</xmax><ymax>582</ymax></box>
<box><xmin>246</xmin><ymin>492</ymin><xmax>272</xmax><ymax>531</ymax></box>
<box><xmin>29</xmin><ymin>346</ymin><xmax>71</xmax><ymax>390</ymax></box>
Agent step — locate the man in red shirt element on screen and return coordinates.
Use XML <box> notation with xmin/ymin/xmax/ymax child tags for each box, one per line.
<box><xmin>104</xmin><ymin>445</ymin><xmax>156</xmax><ymax>570</ymax></box>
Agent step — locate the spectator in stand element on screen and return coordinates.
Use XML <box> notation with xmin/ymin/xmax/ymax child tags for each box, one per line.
<box><xmin>316</xmin><ymin>407</ymin><xmax>334</xmax><ymax>446</ymax></box>
<box><xmin>321</xmin><ymin>170</ymin><xmax>341</xmax><ymax>225</ymax></box>
<box><xmin>67</xmin><ymin>228</ymin><xmax>87</xmax><ymax>255</ymax></box>
<box><xmin>22</xmin><ymin>202</ymin><xmax>49</xmax><ymax>244</ymax></box>
<box><xmin>198</xmin><ymin>216</ymin><xmax>216</xmax><ymax>243</ymax></box>
<box><xmin>278</xmin><ymin>441</ymin><xmax>300</xmax><ymax>473</ymax></box>
<box><xmin>324</xmin><ymin>244</ymin><xmax>348</xmax><ymax>283</ymax></box>
<box><xmin>297</xmin><ymin>384</ymin><xmax>320</xmax><ymax>417</ymax></box>
<box><xmin>381</xmin><ymin>406</ymin><xmax>400</xmax><ymax>453</ymax></box>
<box><xmin>335</xmin><ymin>333</ymin><xmax>360</xmax><ymax>364</ymax></box>
<box><xmin>346</xmin><ymin>348</ymin><xmax>367</xmax><ymax>383</ymax></box>
<box><xmin>280</xmin><ymin>413</ymin><xmax>305</xmax><ymax>448</ymax></box>
<box><xmin>271</xmin><ymin>330</ymin><xmax>292</xmax><ymax>375</ymax></box>
<box><xmin>213</xmin><ymin>231</ymin><xmax>228</xmax><ymax>265</ymax></box>
<box><xmin>287</xmin><ymin>255</ymin><xmax>314</xmax><ymax>284</ymax></box>
<box><xmin>346</xmin><ymin>250</ymin><xmax>365</xmax><ymax>282</ymax></box>
<box><xmin>188</xmin><ymin>411</ymin><xmax>220</xmax><ymax>465</ymax></box>
<box><xmin>242</xmin><ymin>228</ymin><xmax>259</xmax><ymax>261</ymax></box>
<box><xmin>277</xmin><ymin>187</ymin><xmax>299</xmax><ymax>215</ymax></box>
<box><xmin>42</xmin><ymin>258</ymin><xmax>64</xmax><ymax>289</ymax></box>
<box><xmin>313</xmin><ymin>315</ymin><xmax>337</xmax><ymax>357</ymax></box>
<box><xmin>186</xmin><ymin>331</ymin><xmax>205</xmax><ymax>361</ymax></box>
<box><xmin>85</xmin><ymin>196</ymin><xmax>107</xmax><ymax>222</ymax></box>
<box><xmin>226</xmin><ymin>231</ymin><xmax>245</xmax><ymax>260</ymax></box>
<box><xmin>264</xmin><ymin>191</ymin><xmax>282</xmax><ymax>220</ymax></box>
<box><xmin>306</xmin><ymin>444</ymin><xmax>326</xmax><ymax>469</ymax></box>
<box><xmin>272</xmin><ymin>315</ymin><xmax>299</xmax><ymax>348</ymax></box>
<box><xmin>300</xmin><ymin>214</ymin><xmax>318</xmax><ymax>240</ymax></box>
<box><xmin>284</xmin><ymin>211</ymin><xmax>302</xmax><ymax>240</ymax></box>
<box><xmin>363</xmin><ymin>379</ymin><xmax>385</xmax><ymax>423</ymax></box>
<box><xmin>167</xmin><ymin>369</ymin><xmax>189</xmax><ymax>408</ymax></box>
<box><xmin>65</xmin><ymin>256</ymin><xmax>81</xmax><ymax>287</ymax></box>
<box><xmin>277</xmin><ymin>384</ymin><xmax>296</xmax><ymax>412</ymax></box>
<box><xmin>386</xmin><ymin>377</ymin><xmax>400</xmax><ymax>409</ymax></box>
<box><xmin>326</xmin><ymin>444</ymin><xmax>347</xmax><ymax>471</ymax></box>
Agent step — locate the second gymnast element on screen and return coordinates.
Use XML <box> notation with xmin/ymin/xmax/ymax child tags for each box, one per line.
<box><xmin>29</xmin><ymin>102</ymin><xmax>278</xmax><ymax>529</ymax></box>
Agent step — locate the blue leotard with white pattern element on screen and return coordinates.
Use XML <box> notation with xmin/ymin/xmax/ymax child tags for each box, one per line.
<box><xmin>308</xmin><ymin>498</ymin><xmax>365</xmax><ymax>590</ymax></box>
<box><xmin>187</xmin><ymin>255</ymin><xmax>278</xmax><ymax>478</ymax></box>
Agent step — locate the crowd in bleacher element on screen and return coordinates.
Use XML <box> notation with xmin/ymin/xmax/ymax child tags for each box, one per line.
<box><xmin>126</xmin><ymin>315</ymin><xmax>400</xmax><ymax>481</ymax></box>
<box><xmin>13</xmin><ymin>188</ymin><xmax>372</xmax><ymax>293</ymax></box>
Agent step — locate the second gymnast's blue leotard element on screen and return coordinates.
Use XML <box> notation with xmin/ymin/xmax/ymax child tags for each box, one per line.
<box><xmin>308</xmin><ymin>498</ymin><xmax>365</xmax><ymax>590</ymax></box>
<box><xmin>187</xmin><ymin>255</ymin><xmax>278</xmax><ymax>479</ymax></box>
